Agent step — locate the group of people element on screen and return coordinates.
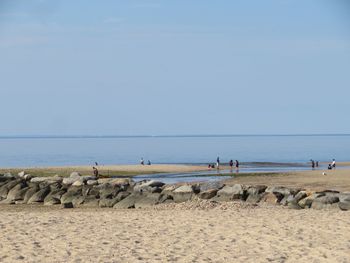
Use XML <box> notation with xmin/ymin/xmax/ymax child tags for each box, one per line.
<box><xmin>140</xmin><ymin>158</ymin><xmax>151</xmax><ymax>165</ymax></box>
<box><xmin>208</xmin><ymin>157</ymin><xmax>240</xmax><ymax>170</ymax></box>
<box><xmin>310</xmin><ymin>159</ymin><xmax>336</xmax><ymax>170</ymax></box>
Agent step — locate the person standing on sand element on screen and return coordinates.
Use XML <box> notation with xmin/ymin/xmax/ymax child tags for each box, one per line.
<box><xmin>229</xmin><ymin>160</ymin><xmax>233</xmax><ymax>170</ymax></box>
<box><xmin>332</xmin><ymin>159</ymin><xmax>336</xmax><ymax>169</ymax></box>
<box><xmin>93</xmin><ymin>166</ymin><xmax>99</xmax><ymax>179</ymax></box>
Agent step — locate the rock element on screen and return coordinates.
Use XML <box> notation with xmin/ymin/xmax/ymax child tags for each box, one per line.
<box><xmin>338</xmin><ymin>198</ymin><xmax>350</xmax><ymax>211</ymax></box>
<box><xmin>82</xmin><ymin>196</ymin><xmax>99</xmax><ymax>207</ymax></box>
<box><xmin>99</xmin><ymin>198</ymin><xmax>120</xmax><ymax>208</ymax></box>
<box><xmin>109</xmin><ymin>178</ymin><xmax>132</xmax><ymax>187</ymax></box>
<box><xmin>158</xmin><ymin>194</ymin><xmax>173</xmax><ymax>203</ymax></box>
<box><xmin>27</xmin><ymin>187</ymin><xmax>50</xmax><ymax>203</ymax></box>
<box><xmin>24</xmin><ymin>174</ymin><xmax>32</xmax><ymax>181</ymax></box>
<box><xmin>18</xmin><ymin>171</ymin><xmax>25</xmax><ymax>177</ymax></box>
<box><xmin>161</xmin><ymin>185</ymin><xmax>177</xmax><ymax>196</ymax></box>
<box><xmin>61</xmin><ymin>202</ymin><xmax>74</xmax><ymax>208</ymax></box>
<box><xmin>198</xmin><ymin>189</ymin><xmax>218</xmax><ymax>200</ymax></box>
<box><xmin>288</xmin><ymin>202</ymin><xmax>302</xmax><ymax>210</ymax></box>
<box><xmin>6</xmin><ymin>182</ymin><xmax>28</xmax><ymax>201</ymax></box>
<box><xmin>72</xmin><ymin>180</ymin><xmax>84</xmax><ymax>187</ymax></box>
<box><xmin>298</xmin><ymin>193</ymin><xmax>325</xmax><ymax>208</ymax></box>
<box><xmin>44</xmin><ymin>197</ymin><xmax>61</xmax><ymax>205</ymax></box>
<box><xmin>99</xmin><ymin>183</ymin><xmax>121</xmax><ymax>199</ymax></box>
<box><xmin>247</xmin><ymin>185</ymin><xmax>267</xmax><ymax>196</ymax></box>
<box><xmin>113</xmin><ymin>194</ymin><xmax>142</xmax><ymax>209</ymax></box>
<box><xmin>23</xmin><ymin>185</ymin><xmax>40</xmax><ymax>203</ymax></box>
<box><xmin>62</xmin><ymin>177</ymin><xmax>79</xmax><ymax>185</ymax></box>
<box><xmin>2</xmin><ymin>172</ymin><xmax>15</xmax><ymax>180</ymax></box>
<box><xmin>70</xmin><ymin>172</ymin><xmax>81</xmax><ymax>178</ymax></box>
<box><xmin>246</xmin><ymin>193</ymin><xmax>264</xmax><ymax>203</ymax></box>
<box><xmin>60</xmin><ymin>186</ymin><xmax>83</xmax><ymax>204</ymax></box>
<box><xmin>261</xmin><ymin>192</ymin><xmax>279</xmax><ymax>205</ymax></box>
<box><xmin>199</xmin><ymin>181</ymin><xmax>225</xmax><ymax>192</ymax></box>
<box><xmin>0</xmin><ymin>180</ymin><xmax>21</xmax><ymax>199</ymax></box>
<box><xmin>134</xmin><ymin>193</ymin><xmax>161</xmax><ymax>208</ymax></box>
<box><xmin>115</xmin><ymin>191</ymin><xmax>131</xmax><ymax>202</ymax></box>
<box><xmin>31</xmin><ymin>176</ymin><xmax>63</xmax><ymax>184</ymax></box>
<box><xmin>294</xmin><ymin>191</ymin><xmax>308</xmax><ymax>203</ymax></box>
<box><xmin>133</xmin><ymin>180</ymin><xmax>165</xmax><ymax>193</ymax></box>
<box><xmin>44</xmin><ymin>189</ymin><xmax>66</xmax><ymax>204</ymax></box>
<box><xmin>311</xmin><ymin>195</ymin><xmax>340</xmax><ymax>210</ymax></box>
<box><xmin>214</xmin><ymin>184</ymin><xmax>246</xmax><ymax>201</ymax></box>
<box><xmin>172</xmin><ymin>185</ymin><xmax>194</xmax><ymax>203</ymax></box>
<box><xmin>265</xmin><ymin>186</ymin><xmax>299</xmax><ymax>198</ymax></box>
<box><xmin>338</xmin><ymin>193</ymin><xmax>350</xmax><ymax>203</ymax></box>
<box><xmin>280</xmin><ymin>195</ymin><xmax>295</xmax><ymax>206</ymax></box>
<box><xmin>87</xmin><ymin>180</ymin><xmax>98</xmax><ymax>186</ymax></box>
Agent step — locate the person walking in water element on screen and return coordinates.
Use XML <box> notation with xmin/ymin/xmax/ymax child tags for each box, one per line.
<box><xmin>229</xmin><ymin>160</ymin><xmax>234</xmax><ymax>170</ymax></box>
<box><xmin>216</xmin><ymin>156</ymin><xmax>220</xmax><ymax>169</ymax></box>
<box><xmin>235</xmin><ymin>160</ymin><xmax>240</xmax><ymax>170</ymax></box>
<box><xmin>140</xmin><ymin>158</ymin><xmax>144</xmax><ymax>165</ymax></box>
<box><xmin>310</xmin><ymin>159</ymin><xmax>315</xmax><ymax>169</ymax></box>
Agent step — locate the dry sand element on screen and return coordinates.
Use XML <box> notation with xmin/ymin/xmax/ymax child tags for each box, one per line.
<box><xmin>0</xmin><ymin>203</ymin><xmax>349</xmax><ymax>263</ymax></box>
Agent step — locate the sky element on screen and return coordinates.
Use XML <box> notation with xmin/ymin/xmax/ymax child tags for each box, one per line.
<box><xmin>0</xmin><ymin>0</ymin><xmax>349</xmax><ymax>136</ymax></box>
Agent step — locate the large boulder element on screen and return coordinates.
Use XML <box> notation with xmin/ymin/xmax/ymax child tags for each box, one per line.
<box><xmin>5</xmin><ymin>181</ymin><xmax>28</xmax><ymax>202</ymax></box>
<box><xmin>311</xmin><ymin>195</ymin><xmax>340</xmax><ymax>210</ymax></box>
<box><xmin>60</xmin><ymin>186</ymin><xmax>83</xmax><ymax>205</ymax></box>
<box><xmin>246</xmin><ymin>185</ymin><xmax>268</xmax><ymax>203</ymax></box>
<box><xmin>198</xmin><ymin>189</ymin><xmax>218</xmax><ymax>200</ymax></box>
<box><xmin>261</xmin><ymin>192</ymin><xmax>279</xmax><ymax>205</ymax></box>
<box><xmin>133</xmin><ymin>180</ymin><xmax>164</xmax><ymax>194</ymax></box>
<box><xmin>172</xmin><ymin>185</ymin><xmax>194</xmax><ymax>203</ymax></box>
<box><xmin>113</xmin><ymin>194</ymin><xmax>142</xmax><ymax>209</ymax></box>
<box><xmin>81</xmin><ymin>196</ymin><xmax>99</xmax><ymax>207</ymax></box>
<box><xmin>134</xmin><ymin>193</ymin><xmax>162</xmax><ymax>208</ymax></box>
<box><xmin>23</xmin><ymin>184</ymin><xmax>40</xmax><ymax>203</ymax></box>
<box><xmin>44</xmin><ymin>189</ymin><xmax>66</xmax><ymax>205</ymax></box>
<box><xmin>199</xmin><ymin>181</ymin><xmax>225</xmax><ymax>192</ymax></box>
<box><xmin>31</xmin><ymin>176</ymin><xmax>63</xmax><ymax>184</ymax></box>
<box><xmin>214</xmin><ymin>184</ymin><xmax>246</xmax><ymax>201</ymax></box>
<box><xmin>27</xmin><ymin>187</ymin><xmax>51</xmax><ymax>203</ymax></box>
<box><xmin>339</xmin><ymin>197</ymin><xmax>350</xmax><ymax>211</ymax></box>
<box><xmin>298</xmin><ymin>193</ymin><xmax>324</xmax><ymax>208</ymax></box>
<box><xmin>99</xmin><ymin>198</ymin><xmax>120</xmax><ymax>208</ymax></box>
<box><xmin>98</xmin><ymin>183</ymin><xmax>121</xmax><ymax>199</ymax></box>
<box><xmin>70</xmin><ymin>172</ymin><xmax>81</xmax><ymax>178</ymax></box>
<box><xmin>0</xmin><ymin>180</ymin><xmax>21</xmax><ymax>200</ymax></box>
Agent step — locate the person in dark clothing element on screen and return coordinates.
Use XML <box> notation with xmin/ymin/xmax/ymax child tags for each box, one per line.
<box><xmin>315</xmin><ymin>161</ymin><xmax>319</xmax><ymax>168</ymax></box>
<box><xmin>311</xmin><ymin>159</ymin><xmax>315</xmax><ymax>169</ymax></box>
<box><xmin>235</xmin><ymin>160</ymin><xmax>239</xmax><ymax>169</ymax></box>
<box><xmin>229</xmin><ymin>160</ymin><xmax>233</xmax><ymax>169</ymax></box>
<box><xmin>328</xmin><ymin>164</ymin><xmax>332</xmax><ymax>170</ymax></box>
<box><xmin>93</xmin><ymin>166</ymin><xmax>99</xmax><ymax>178</ymax></box>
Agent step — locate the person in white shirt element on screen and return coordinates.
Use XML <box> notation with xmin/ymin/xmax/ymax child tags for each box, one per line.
<box><xmin>331</xmin><ymin>159</ymin><xmax>336</xmax><ymax>169</ymax></box>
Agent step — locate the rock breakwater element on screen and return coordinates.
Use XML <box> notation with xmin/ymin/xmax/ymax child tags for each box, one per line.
<box><xmin>0</xmin><ymin>172</ymin><xmax>350</xmax><ymax>211</ymax></box>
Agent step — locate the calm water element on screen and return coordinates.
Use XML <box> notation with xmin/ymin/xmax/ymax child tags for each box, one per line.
<box><xmin>0</xmin><ymin>135</ymin><xmax>349</xmax><ymax>168</ymax></box>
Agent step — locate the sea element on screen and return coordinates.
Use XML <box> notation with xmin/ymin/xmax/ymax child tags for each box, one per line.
<box><xmin>0</xmin><ymin>135</ymin><xmax>349</xmax><ymax>168</ymax></box>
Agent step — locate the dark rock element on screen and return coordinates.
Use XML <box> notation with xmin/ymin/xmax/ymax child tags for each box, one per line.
<box><xmin>61</xmin><ymin>202</ymin><xmax>74</xmax><ymax>208</ymax></box>
<box><xmin>27</xmin><ymin>187</ymin><xmax>50</xmax><ymax>203</ymax></box>
<box><xmin>116</xmin><ymin>191</ymin><xmax>131</xmax><ymax>202</ymax></box>
<box><xmin>60</xmin><ymin>186</ymin><xmax>83</xmax><ymax>204</ymax></box>
<box><xmin>44</xmin><ymin>189</ymin><xmax>66</xmax><ymax>205</ymax></box>
<box><xmin>133</xmin><ymin>180</ymin><xmax>165</xmax><ymax>194</ymax></box>
<box><xmin>213</xmin><ymin>184</ymin><xmax>246</xmax><ymax>201</ymax></box>
<box><xmin>6</xmin><ymin>181</ymin><xmax>28</xmax><ymax>201</ymax></box>
<box><xmin>198</xmin><ymin>189</ymin><xmax>218</xmax><ymax>200</ymax></box>
<box><xmin>99</xmin><ymin>183</ymin><xmax>121</xmax><ymax>199</ymax></box>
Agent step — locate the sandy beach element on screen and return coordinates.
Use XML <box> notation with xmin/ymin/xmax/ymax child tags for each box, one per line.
<box><xmin>1</xmin><ymin>203</ymin><xmax>349</xmax><ymax>263</ymax></box>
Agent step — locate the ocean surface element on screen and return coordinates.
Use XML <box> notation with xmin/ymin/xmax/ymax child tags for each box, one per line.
<box><xmin>0</xmin><ymin>135</ymin><xmax>349</xmax><ymax>168</ymax></box>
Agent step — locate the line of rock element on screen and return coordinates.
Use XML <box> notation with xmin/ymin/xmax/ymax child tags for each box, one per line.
<box><xmin>0</xmin><ymin>172</ymin><xmax>349</xmax><ymax>211</ymax></box>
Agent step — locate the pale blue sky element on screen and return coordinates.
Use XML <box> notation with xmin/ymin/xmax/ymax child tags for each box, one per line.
<box><xmin>0</xmin><ymin>0</ymin><xmax>349</xmax><ymax>135</ymax></box>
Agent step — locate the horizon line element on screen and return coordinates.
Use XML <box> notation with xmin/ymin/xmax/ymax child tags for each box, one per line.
<box><xmin>0</xmin><ymin>133</ymin><xmax>350</xmax><ymax>139</ymax></box>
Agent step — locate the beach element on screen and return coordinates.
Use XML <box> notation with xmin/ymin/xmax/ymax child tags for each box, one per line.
<box><xmin>1</xmin><ymin>164</ymin><xmax>350</xmax><ymax>262</ymax></box>
<box><xmin>1</xmin><ymin>203</ymin><xmax>350</xmax><ymax>263</ymax></box>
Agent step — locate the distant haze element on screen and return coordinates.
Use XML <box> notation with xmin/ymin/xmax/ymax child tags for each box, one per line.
<box><xmin>0</xmin><ymin>0</ymin><xmax>349</xmax><ymax>135</ymax></box>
